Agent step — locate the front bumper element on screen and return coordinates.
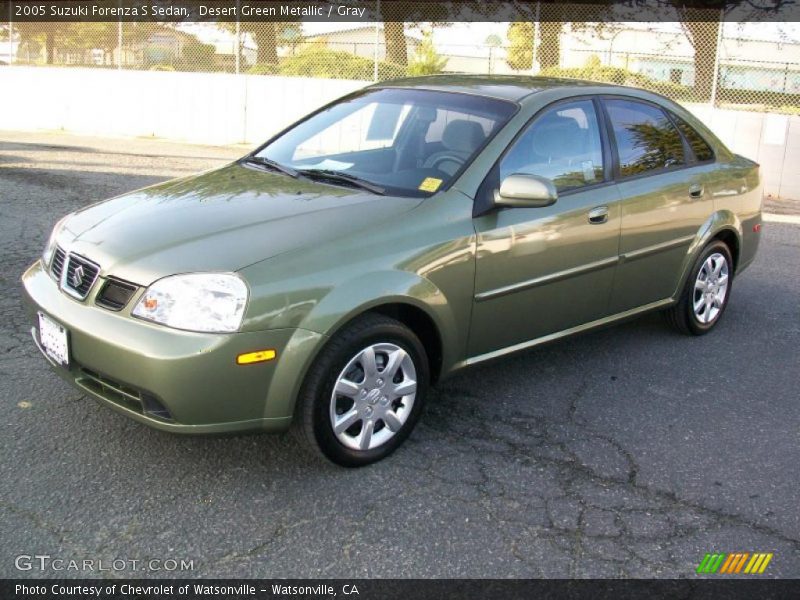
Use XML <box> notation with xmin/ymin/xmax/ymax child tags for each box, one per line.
<box><xmin>21</xmin><ymin>260</ymin><xmax>321</xmax><ymax>434</ymax></box>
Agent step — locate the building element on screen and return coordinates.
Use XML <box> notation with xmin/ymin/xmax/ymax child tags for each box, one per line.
<box><xmin>302</xmin><ymin>25</ymin><xmax>421</xmax><ymax>61</ymax></box>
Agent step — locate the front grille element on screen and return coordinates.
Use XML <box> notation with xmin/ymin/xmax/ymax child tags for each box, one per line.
<box><xmin>96</xmin><ymin>278</ymin><xmax>138</xmax><ymax>311</ymax></box>
<box><xmin>51</xmin><ymin>246</ymin><xmax>66</xmax><ymax>280</ymax></box>
<box><xmin>62</xmin><ymin>253</ymin><xmax>100</xmax><ymax>299</ymax></box>
<box><xmin>77</xmin><ymin>367</ymin><xmax>173</xmax><ymax>421</ymax></box>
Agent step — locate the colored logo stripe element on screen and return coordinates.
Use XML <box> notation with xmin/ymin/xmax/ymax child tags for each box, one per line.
<box><xmin>719</xmin><ymin>553</ymin><xmax>749</xmax><ymax>573</ymax></box>
<box><xmin>697</xmin><ymin>552</ymin><xmax>773</xmax><ymax>574</ymax></box>
<box><xmin>745</xmin><ymin>553</ymin><xmax>773</xmax><ymax>574</ymax></box>
<box><xmin>697</xmin><ymin>553</ymin><xmax>725</xmax><ymax>573</ymax></box>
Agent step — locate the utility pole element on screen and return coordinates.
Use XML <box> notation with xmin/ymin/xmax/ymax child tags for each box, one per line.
<box><xmin>709</xmin><ymin>13</ymin><xmax>724</xmax><ymax>108</ymax></box>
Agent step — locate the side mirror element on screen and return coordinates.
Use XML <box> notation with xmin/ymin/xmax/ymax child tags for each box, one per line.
<box><xmin>494</xmin><ymin>174</ymin><xmax>558</xmax><ymax>208</ymax></box>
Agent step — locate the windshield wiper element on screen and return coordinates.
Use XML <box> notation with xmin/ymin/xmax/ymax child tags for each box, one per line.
<box><xmin>297</xmin><ymin>169</ymin><xmax>385</xmax><ymax>195</ymax></box>
<box><xmin>242</xmin><ymin>156</ymin><xmax>299</xmax><ymax>178</ymax></box>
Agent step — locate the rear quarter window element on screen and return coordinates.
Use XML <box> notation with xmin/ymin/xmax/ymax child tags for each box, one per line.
<box><xmin>670</xmin><ymin>112</ymin><xmax>715</xmax><ymax>162</ymax></box>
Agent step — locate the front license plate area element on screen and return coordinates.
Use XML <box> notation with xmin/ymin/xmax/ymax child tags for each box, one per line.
<box><xmin>38</xmin><ymin>312</ymin><xmax>69</xmax><ymax>367</ymax></box>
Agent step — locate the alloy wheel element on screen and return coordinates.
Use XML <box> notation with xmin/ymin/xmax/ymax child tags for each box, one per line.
<box><xmin>693</xmin><ymin>252</ymin><xmax>730</xmax><ymax>324</ymax></box>
<box><xmin>329</xmin><ymin>343</ymin><xmax>417</xmax><ymax>451</ymax></box>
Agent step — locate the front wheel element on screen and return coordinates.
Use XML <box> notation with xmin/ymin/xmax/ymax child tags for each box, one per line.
<box><xmin>665</xmin><ymin>240</ymin><xmax>734</xmax><ymax>335</ymax></box>
<box><xmin>293</xmin><ymin>314</ymin><xmax>429</xmax><ymax>467</ymax></box>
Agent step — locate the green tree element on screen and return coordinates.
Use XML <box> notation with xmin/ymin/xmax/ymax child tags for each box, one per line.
<box><xmin>485</xmin><ymin>34</ymin><xmax>502</xmax><ymax>48</ymax></box>
<box><xmin>537</xmin><ymin>21</ymin><xmax>562</xmax><ymax>70</ymax></box>
<box><xmin>506</xmin><ymin>22</ymin><xmax>533</xmax><ymax>70</ymax></box>
<box><xmin>382</xmin><ymin>22</ymin><xmax>407</xmax><ymax>66</ymax></box>
<box><xmin>407</xmin><ymin>31</ymin><xmax>447</xmax><ymax>76</ymax></box>
<box><xmin>222</xmin><ymin>22</ymin><xmax>301</xmax><ymax>66</ymax></box>
<box><xmin>71</xmin><ymin>23</ymin><xmax>121</xmax><ymax>64</ymax></box>
<box><xmin>679</xmin><ymin>10</ymin><xmax>721</xmax><ymax>102</ymax></box>
<box><xmin>664</xmin><ymin>1</ymin><xmax>788</xmax><ymax>101</ymax></box>
<box><xmin>14</xmin><ymin>24</ymin><xmax>69</xmax><ymax>64</ymax></box>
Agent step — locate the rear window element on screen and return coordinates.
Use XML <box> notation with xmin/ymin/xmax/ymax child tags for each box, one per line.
<box><xmin>605</xmin><ymin>99</ymin><xmax>685</xmax><ymax>178</ymax></box>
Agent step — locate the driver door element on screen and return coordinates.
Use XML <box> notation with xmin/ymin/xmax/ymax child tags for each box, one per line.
<box><xmin>469</xmin><ymin>98</ymin><xmax>622</xmax><ymax>357</ymax></box>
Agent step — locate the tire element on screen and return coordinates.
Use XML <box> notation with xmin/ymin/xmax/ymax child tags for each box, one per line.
<box><xmin>665</xmin><ymin>240</ymin><xmax>734</xmax><ymax>336</ymax></box>
<box><xmin>293</xmin><ymin>313</ymin><xmax>429</xmax><ymax>467</ymax></box>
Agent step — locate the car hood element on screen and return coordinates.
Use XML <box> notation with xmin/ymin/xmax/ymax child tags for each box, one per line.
<box><xmin>57</xmin><ymin>163</ymin><xmax>422</xmax><ymax>284</ymax></box>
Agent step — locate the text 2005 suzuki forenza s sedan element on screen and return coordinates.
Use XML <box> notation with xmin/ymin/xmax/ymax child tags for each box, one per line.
<box><xmin>23</xmin><ymin>76</ymin><xmax>761</xmax><ymax>466</ymax></box>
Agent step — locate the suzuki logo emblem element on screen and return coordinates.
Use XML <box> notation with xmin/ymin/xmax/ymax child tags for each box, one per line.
<box><xmin>71</xmin><ymin>264</ymin><xmax>85</xmax><ymax>288</ymax></box>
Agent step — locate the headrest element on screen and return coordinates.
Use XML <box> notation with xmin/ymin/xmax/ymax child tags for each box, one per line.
<box><xmin>442</xmin><ymin>120</ymin><xmax>486</xmax><ymax>153</ymax></box>
<box><xmin>531</xmin><ymin>117</ymin><xmax>585</xmax><ymax>159</ymax></box>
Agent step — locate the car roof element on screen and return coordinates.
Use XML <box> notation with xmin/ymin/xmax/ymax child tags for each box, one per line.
<box><xmin>373</xmin><ymin>74</ymin><xmax>626</xmax><ymax>102</ymax></box>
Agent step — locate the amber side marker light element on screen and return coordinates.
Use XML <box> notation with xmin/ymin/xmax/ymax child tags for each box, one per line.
<box><xmin>237</xmin><ymin>349</ymin><xmax>277</xmax><ymax>365</ymax></box>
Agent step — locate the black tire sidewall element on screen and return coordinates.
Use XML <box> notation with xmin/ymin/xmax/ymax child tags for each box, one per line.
<box><xmin>308</xmin><ymin>318</ymin><xmax>429</xmax><ymax>467</ymax></box>
<box><xmin>684</xmin><ymin>241</ymin><xmax>734</xmax><ymax>334</ymax></box>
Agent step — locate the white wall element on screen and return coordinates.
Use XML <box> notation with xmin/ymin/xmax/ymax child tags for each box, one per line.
<box><xmin>1</xmin><ymin>67</ymin><xmax>797</xmax><ymax>200</ymax></box>
<box><xmin>684</xmin><ymin>103</ymin><xmax>800</xmax><ymax>202</ymax></box>
<box><xmin>0</xmin><ymin>67</ymin><xmax>364</xmax><ymax>146</ymax></box>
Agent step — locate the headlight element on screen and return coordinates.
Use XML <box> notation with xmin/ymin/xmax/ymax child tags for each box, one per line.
<box><xmin>132</xmin><ymin>273</ymin><xmax>248</xmax><ymax>333</ymax></box>
<box><xmin>42</xmin><ymin>214</ymin><xmax>71</xmax><ymax>267</ymax></box>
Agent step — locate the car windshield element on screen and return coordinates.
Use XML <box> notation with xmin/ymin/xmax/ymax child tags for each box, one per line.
<box><xmin>253</xmin><ymin>88</ymin><xmax>517</xmax><ymax>197</ymax></box>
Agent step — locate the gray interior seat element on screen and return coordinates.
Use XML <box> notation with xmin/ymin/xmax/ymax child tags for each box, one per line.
<box><xmin>423</xmin><ymin>120</ymin><xmax>486</xmax><ymax>176</ymax></box>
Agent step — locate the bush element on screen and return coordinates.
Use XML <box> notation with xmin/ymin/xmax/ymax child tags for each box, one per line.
<box><xmin>246</xmin><ymin>62</ymin><xmax>279</xmax><ymax>75</ymax></box>
<box><xmin>540</xmin><ymin>65</ymin><xmax>694</xmax><ymax>101</ymax></box>
<box><xmin>407</xmin><ymin>31</ymin><xmax>447</xmax><ymax>76</ymax></box>
<box><xmin>176</xmin><ymin>39</ymin><xmax>216</xmax><ymax>72</ymax></box>
<box><xmin>278</xmin><ymin>47</ymin><xmax>405</xmax><ymax>81</ymax></box>
<box><xmin>506</xmin><ymin>23</ymin><xmax>534</xmax><ymax>70</ymax></box>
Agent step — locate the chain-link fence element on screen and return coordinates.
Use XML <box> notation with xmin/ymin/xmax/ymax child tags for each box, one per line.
<box><xmin>2</xmin><ymin>17</ymin><xmax>799</xmax><ymax>114</ymax></box>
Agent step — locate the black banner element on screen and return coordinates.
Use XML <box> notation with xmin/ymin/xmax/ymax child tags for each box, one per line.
<box><xmin>2</xmin><ymin>0</ymin><xmax>800</xmax><ymax>23</ymax></box>
<box><xmin>3</xmin><ymin>579</ymin><xmax>800</xmax><ymax>600</ymax></box>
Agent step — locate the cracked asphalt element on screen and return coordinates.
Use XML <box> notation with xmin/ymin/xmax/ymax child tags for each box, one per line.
<box><xmin>1</xmin><ymin>130</ymin><xmax>799</xmax><ymax>579</ymax></box>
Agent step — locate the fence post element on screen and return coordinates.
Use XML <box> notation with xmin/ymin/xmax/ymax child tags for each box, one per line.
<box><xmin>117</xmin><ymin>21</ymin><xmax>123</xmax><ymax>69</ymax></box>
<box><xmin>709</xmin><ymin>14</ymin><xmax>723</xmax><ymax>108</ymax></box>
<box><xmin>373</xmin><ymin>0</ymin><xmax>380</xmax><ymax>82</ymax></box>
<box><xmin>532</xmin><ymin>2</ymin><xmax>540</xmax><ymax>74</ymax></box>
<box><xmin>235</xmin><ymin>9</ymin><xmax>241</xmax><ymax>75</ymax></box>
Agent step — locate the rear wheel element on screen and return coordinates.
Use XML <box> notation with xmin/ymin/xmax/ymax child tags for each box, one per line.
<box><xmin>294</xmin><ymin>314</ymin><xmax>429</xmax><ymax>467</ymax></box>
<box><xmin>666</xmin><ymin>240</ymin><xmax>733</xmax><ymax>335</ymax></box>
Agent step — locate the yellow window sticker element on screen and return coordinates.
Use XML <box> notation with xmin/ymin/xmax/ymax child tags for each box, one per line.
<box><xmin>418</xmin><ymin>177</ymin><xmax>442</xmax><ymax>192</ymax></box>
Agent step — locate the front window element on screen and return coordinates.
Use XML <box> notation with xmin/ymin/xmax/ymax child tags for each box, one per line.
<box><xmin>254</xmin><ymin>88</ymin><xmax>517</xmax><ymax>197</ymax></box>
<box><xmin>499</xmin><ymin>99</ymin><xmax>605</xmax><ymax>193</ymax></box>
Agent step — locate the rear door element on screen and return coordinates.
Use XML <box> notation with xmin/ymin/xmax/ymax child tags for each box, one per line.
<box><xmin>469</xmin><ymin>98</ymin><xmax>622</xmax><ymax>357</ymax></box>
<box><xmin>602</xmin><ymin>97</ymin><xmax>714</xmax><ymax>313</ymax></box>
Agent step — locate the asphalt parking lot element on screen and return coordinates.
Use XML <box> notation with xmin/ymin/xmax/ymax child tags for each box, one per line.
<box><xmin>1</xmin><ymin>130</ymin><xmax>799</xmax><ymax>579</ymax></box>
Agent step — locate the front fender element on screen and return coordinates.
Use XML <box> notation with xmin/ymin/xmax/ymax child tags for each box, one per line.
<box><xmin>298</xmin><ymin>269</ymin><xmax>462</xmax><ymax>373</ymax></box>
<box><xmin>260</xmin><ymin>270</ymin><xmax>462</xmax><ymax>421</ymax></box>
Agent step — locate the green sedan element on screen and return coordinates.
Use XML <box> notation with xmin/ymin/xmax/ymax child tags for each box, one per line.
<box><xmin>23</xmin><ymin>75</ymin><xmax>761</xmax><ymax>466</ymax></box>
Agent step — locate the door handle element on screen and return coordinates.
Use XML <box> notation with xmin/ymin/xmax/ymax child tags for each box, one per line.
<box><xmin>588</xmin><ymin>206</ymin><xmax>609</xmax><ymax>224</ymax></box>
<box><xmin>689</xmin><ymin>184</ymin><xmax>704</xmax><ymax>198</ymax></box>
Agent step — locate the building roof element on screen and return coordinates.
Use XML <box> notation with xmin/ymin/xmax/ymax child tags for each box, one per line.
<box><xmin>304</xmin><ymin>25</ymin><xmax>422</xmax><ymax>42</ymax></box>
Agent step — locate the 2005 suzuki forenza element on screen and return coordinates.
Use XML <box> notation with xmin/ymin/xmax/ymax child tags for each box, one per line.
<box><xmin>23</xmin><ymin>76</ymin><xmax>761</xmax><ymax>466</ymax></box>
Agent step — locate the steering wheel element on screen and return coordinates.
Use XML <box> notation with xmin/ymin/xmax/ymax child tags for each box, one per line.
<box><xmin>424</xmin><ymin>152</ymin><xmax>467</xmax><ymax>174</ymax></box>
